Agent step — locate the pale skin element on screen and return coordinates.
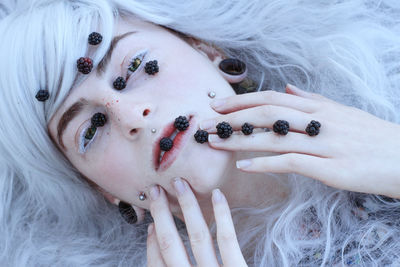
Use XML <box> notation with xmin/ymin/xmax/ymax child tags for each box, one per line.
<box><xmin>47</xmin><ymin>17</ymin><xmax>400</xmax><ymax>266</ymax></box>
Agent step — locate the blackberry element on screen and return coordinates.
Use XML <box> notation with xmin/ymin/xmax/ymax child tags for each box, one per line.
<box><xmin>88</xmin><ymin>32</ymin><xmax>103</xmax><ymax>45</ymax></box>
<box><xmin>113</xmin><ymin>76</ymin><xmax>126</xmax><ymax>90</ymax></box>
<box><xmin>306</xmin><ymin>120</ymin><xmax>321</xmax><ymax>136</ymax></box>
<box><xmin>144</xmin><ymin>60</ymin><xmax>159</xmax><ymax>75</ymax></box>
<box><xmin>241</xmin><ymin>122</ymin><xmax>254</xmax><ymax>135</ymax></box>
<box><xmin>273</xmin><ymin>120</ymin><xmax>289</xmax><ymax>135</ymax></box>
<box><xmin>160</xmin><ymin>137</ymin><xmax>173</xmax><ymax>151</ymax></box>
<box><xmin>35</xmin><ymin>89</ymin><xmax>49</xmax><ymax>102</ymax></box>
<box><xmin>174</xmin><ymin>116</ymin><xmax>189</xmax><ymax>131</ymax></box>
<box><xmin>77</xmin><ymin>57</ymin><xmax>93</xmax><ymax>74</ymax></box>
<box><xmin>216</xmin><ymin>121</ymin><xmax>233</xmax><ymax>139</ymax></box>
<box><xmin>194</xmin><ymin>130</ymin><xmax>208</xmax><ymax>143</ymax></box>
<box><xmin>91</xmin><ymin>112</ymin><xmax>107</xmax><ymax>127</ymax></box>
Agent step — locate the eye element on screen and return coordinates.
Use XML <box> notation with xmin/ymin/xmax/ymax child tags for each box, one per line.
<box><xmin>79</xmin><ymin>125</ymin><xmax>97</xmax><ymax>154</ymax></box>
<box><xmin>125</xmin><ymin>50</ymin><xmax>147</xmax><ymax>81</ymax></box>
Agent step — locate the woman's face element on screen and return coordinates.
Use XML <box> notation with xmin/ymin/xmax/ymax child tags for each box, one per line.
<box><xmin>48</xmin><ymin>18</ymin><xmax>236</xmax><ymax>212</ymax></box>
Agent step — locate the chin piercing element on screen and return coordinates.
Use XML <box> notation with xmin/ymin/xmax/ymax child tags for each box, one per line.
<box><xmin>139</xmin><ymin>192</ymin><xmax>147</xmax><ymax>201</ymax></box>
<box><xmin>151</xmin><ymin>128</ymin><xmax>157</xmax><ymax>133</ymax></box>
<box><xmin>208</xmin><ymin>91</ymin><xmax>216</xmax><ymax>98</ymax></box>
<box><xmin>305</xmin><ymin>120</ymin><xmax>321</xmax><ymax>136</ymax></box>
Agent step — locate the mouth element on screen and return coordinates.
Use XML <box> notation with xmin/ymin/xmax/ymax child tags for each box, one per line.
<box><xmin>153</xmin><ymin>115</ymin><xmax>194</xmax><ymax>172</ymax></box>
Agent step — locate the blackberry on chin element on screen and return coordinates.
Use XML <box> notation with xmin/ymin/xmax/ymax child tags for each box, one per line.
<box><xmin>77</xmin><ymin>57</ymin><xmax>93</xmax><ymax>74</ymax></box>
<box><xmin>88</xmin><ymin>32</ymin><xmax>103</xmax><ymax>45</ymax></box>
<box><xmin>194</xmin><ymin>130</ymin><xmax>208</xmax><ymax>143</ymax></box>
<box><xmin>144</xmin><ymin>60</ymin><xmax>159</xmax><ymax>75</ymax></box>
<box><xmin>174</xmin><ymin>116</ymin><xmax>189</xmax><ymax>131</ymax></box>
<box><xmin>160</xmin><ymin>137</ymin><xmax>173</xmax><ymax>151</ymax></box>
<box><xmin>113</xmin><ymin>76</ymin><xmax>127</xmax><ymax>90</ymax></box>
<box><xmin>91</xmin><ymin>112</ymin><xmax>107</xmax><ymax>127</ymax></box>
<box><xmin>216</xmin><ymin>121</ymin><xmax>233</xmax><ymax>139</ymax></box>
<box><xmin>241</xmin><ymin>122</ymin><xmax>254</xmax><ymax>135</ymax></box>
<box><xmin>273</xmin><ymin>120</ymin><xmax>289</xmax><ymax>135</ymax></box>
<box><xmin>35</xmin><ymin>89</ymin><xmax>49</xmax><ymax>102</ymax></box>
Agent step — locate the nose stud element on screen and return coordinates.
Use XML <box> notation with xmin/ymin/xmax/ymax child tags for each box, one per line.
<box><xmin>151</xmin><ymin>128</ymin><xmax>157</xmax><ymax>133</ymax></box>
<box><xmin>208</xmin><ymin>91</ymin><xmax>216</xmax><ymax>98</ymax></box>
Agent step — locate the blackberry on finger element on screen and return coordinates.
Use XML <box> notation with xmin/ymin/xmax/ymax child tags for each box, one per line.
<box><xmin>273</xmin><ymin>120</ymin><xmax>289</xmax><ymax>135</ymax></box>
<box><xmin>216</xmin><ymin>121</ymin><xmax>233</xmax><ymax>139</ymax></box>
<box><xmin>241</xmin><ymin>122</ymin><xmax>254</xmax><ymax>135</ymax></box>
<box><xmin>194</xmin><ymin>130</ymin><xmax>208</xmax><ymax>143</ymax></box>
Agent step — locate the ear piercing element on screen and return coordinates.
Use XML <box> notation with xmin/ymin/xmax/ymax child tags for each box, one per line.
<box><xmin>208</xmin><ymin>91</ymin><xmax>216</xmax><ymax>98</ymax></box>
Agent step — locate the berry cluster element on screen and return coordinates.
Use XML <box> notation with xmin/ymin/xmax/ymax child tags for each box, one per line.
<box><xmin>305</xmin><ymin>120</ymin><xmax>321</xmax><ymax>136</ymax></box>
<box><xmin>160</xmin><ymin>137</ymin><xmax>173</xmax><ymax>151</ymax></box>
<box><xmin>273</xmin><ymin>120</ymin><xmax>289</xmax><ymax>135</ymax></box>
<box><xmin>85</xmin><ymin>113</ymin><xmax>107</xmax><ymax>140</ymax></box>
<box><xmin>145</xmin><ymin>60</ymin><xmax>159</xmax><ymax>75</ymax></box>
<box><xmin>174</xmin><ymin>116</ymin><xmax>189</xmax><ymax>131</ymax></box>
<box><xmin>216</xmin><ymin>121</ymin><xmax>233</xmax><ymax>139</ymax></box>
<box><xmin>241</xmin><ymin>122</ymin><xmax>254</xmax><ymax>135</ymax></box>
<box><xmin>113</xmin><ymin>77</ymin><xmax>127</xmax><ymax>90</ymax></box>
<box><xmin>194</xmin><ymin>130</ymin><xmax>208</xmax><ymax>143</ymax></box>
<box><xmin>77</xmin><ymin>57</ymin><xmax>93</xmax><ymax>74</ymax></box>
<box><xmin>35</xmin><ymin>89</ymin><xmax>49</xmax><ymax>102</ymax></box>
<box><xmin>88</xmin><ymin>32</ymin><xmax>103</xmax><ymax>45</ymax></box>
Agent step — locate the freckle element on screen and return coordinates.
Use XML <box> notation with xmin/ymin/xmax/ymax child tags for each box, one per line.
<box><xmin>116</xmin><ymin>100</ymin><xmax>119</xmax><ymax>103</ymax></box>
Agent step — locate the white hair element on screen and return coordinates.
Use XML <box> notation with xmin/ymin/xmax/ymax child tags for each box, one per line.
<box><xmin>0</xmin><ymin>0</ymin><xmax>399</xmax><ymax>265</ymax></box>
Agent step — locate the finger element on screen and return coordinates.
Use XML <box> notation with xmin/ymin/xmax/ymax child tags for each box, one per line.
<box><xmin>208</xmin><ymin>131</ymin><xmax>329</xmax><ymax>157</ymax></box>
<box><xmin>236</xmin><ymin>153</ymin><xmax>329</xmax><ymax>180</ymax></box>
<box><xmin>210</xmin><ymin>89</ymin><xmax>320</xmax><ymax>114</ymax></box>
<box><xmin>149</xmin><ymin>185</ymin><xmax>191</xmax><ymax>267</ymax></box>
<box><xmin>172</xmin><ymin>178</ymin><xmax>219</xmax><ymax>267</ymax></box>
<box><xmin>147</xmin><ymin>223</ymin><xmax>167</xmax><ymax>267</ymax></box>
<box><xmin>286</xmin><ymin>84</ymin><xmax>337</xmax><ymax>104</ymax></box>
<box><xmin>200</xmin><ymin>104</ymin><xmax>315</xmax><ymax>133</ymax></box>
<box><xmin>212</xmin><ymin>189</ymin><xmax>247</xmax><ymax>267</ymax></box>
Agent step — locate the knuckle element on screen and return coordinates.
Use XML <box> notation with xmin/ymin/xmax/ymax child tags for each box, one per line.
<box><xmin>286</xmin><ymin>154</ymin><xmax>300</xmax><ymax>171</ymax></box>
<box><xmin>219</xmin><ymin>231</ymin><xmax>237</xmax><ymax>243</ymax></box>
<box><xmin>260</xmin><ymin>105</ymin><xmax>272</xmax><ymax>117</ymax></box>
<box><xmin>190</xmin><ymin>230</ymin><xmax>209</xmax><ymax>245</ymax></box>
<box><xmin>158</xmin><ymin>234</ymin><xmax>174</xmax><ymax>252</ymax></box>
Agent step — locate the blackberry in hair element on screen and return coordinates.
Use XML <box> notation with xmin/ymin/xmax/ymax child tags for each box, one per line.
<box><xmin>306</xmin><ymin>120</ymin><xmax>321</xmax><ymax>136</ymax></box>
<box><xmin>88</xmin><ymin>32</ymin><xmax>103</xmax><ymax>45</ymax></box>
<box><xmin>241</xmin><ymin>122</ymin><xmax>254</xmax><ymax>135</ymax></box>
<box><xmin>160</xmin><ymin>137</ymin><xmax>173</xmax><ymax>151</ymax></box>
<box><xmin>35</xmin><ymin>89</ymin><xmax>49</xmax><ymax>102</ymax></box>
<box><xmin>194</xmin><ymin>130</ymin><xmax>208</xmax><ymax>143</ymax></box>
<box><xmin>144</xmin><ymin>60</ymin><xmax>159</xmax><ymax>75</ymax></box>
<box><xmin>216</xmin><ymin>121</ymin><xmax>233</xmax><ymax>139</ymax></box>
<box><xmin>77</xmin><ymin>57</ymin><xmax>93</xmax><ymax>74</ymax></box>
<box><xmin>113</xmin><ymin>77</ymin><xmax>127</xmax><ymax>90</ymax></box>
<box><xmin>91</xmin><ymin>112</ymin><xmax>107</xmax><ymax>127</ymax></box>
<box><xmin>174</xmin><ymin>116</ymin><xmax>189</xmax><ymax>131</ymax></box>
<box><xmin>273</xmin><ymin>120</ymin><xmax>289</xmax><ymax>135</ymax></box>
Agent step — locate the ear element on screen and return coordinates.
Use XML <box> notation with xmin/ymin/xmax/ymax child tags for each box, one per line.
<box><xmin>98</xmin><ymin>187</ymin><xmax>146</xmax><ymax>223</ymax></box>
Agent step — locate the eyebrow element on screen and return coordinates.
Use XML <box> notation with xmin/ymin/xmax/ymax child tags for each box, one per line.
<box><xmin>56</xmin><ymin>31</ymin><xmax>137</xmax><ymax>151</ymax></box>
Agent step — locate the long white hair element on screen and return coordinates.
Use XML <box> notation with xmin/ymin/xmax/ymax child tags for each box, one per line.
<box><xmin>0</xmin><ymin>0</ymin><xmax>399</xmax><ymax>265</ymax></box>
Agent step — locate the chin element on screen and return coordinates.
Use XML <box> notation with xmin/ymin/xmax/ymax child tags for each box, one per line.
<box><xmin>175</xmin><ymin>146</ymin><xmax>234</xmax><ymax>195</ymax></box>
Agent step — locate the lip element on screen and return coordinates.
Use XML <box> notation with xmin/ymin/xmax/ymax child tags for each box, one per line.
<box><xmin>153</xmin><ymin>115</ymin><xmax>194</xmax><ymax>172</ymax></box>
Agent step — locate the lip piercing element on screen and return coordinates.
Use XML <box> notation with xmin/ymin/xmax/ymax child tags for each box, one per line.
<box><xmin>151</xmin><ymin>128</ymin><xmax>157</xmax><ymax>133</ymax></box>
<box><xmin>208</xmin><ymin>91</ymin><xmax>216</xmax><ymax>98</ymax></box>
<box><xmin>139</xmin><ymin>192</ymin><xmax>147</xmax><ymax>201</ymax></box>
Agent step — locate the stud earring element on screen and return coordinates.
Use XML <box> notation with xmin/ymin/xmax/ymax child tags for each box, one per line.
<box><xmin>208</xmin><ymin>91</ymin><xmax>216</xmax><ymax>98</ymax></box>
<box><xmin>139</xmin><ymin>192</ymin><xmax>147</xmax><ymax>201</ymax></box>
<box><xmin>151</xmin><ymin>128</ymin><xmax>157</xmax><ymax>133</ymax></box>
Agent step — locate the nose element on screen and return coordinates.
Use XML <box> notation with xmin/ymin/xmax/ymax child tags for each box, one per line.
<box><xmin>109</xmin><ymin>99</ymin><xmax>154</xmax><ymax>140</ymax></box>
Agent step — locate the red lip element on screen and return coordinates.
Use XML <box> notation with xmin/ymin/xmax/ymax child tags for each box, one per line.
<box><xmin>153</xmin><ymin>115</ymin><xmax>194</xmax><ymax>172</ymax></box>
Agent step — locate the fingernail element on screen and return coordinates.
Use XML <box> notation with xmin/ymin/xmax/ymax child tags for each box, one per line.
<box><xmin>149</xmin><ymin>185</ymin><xmax>160</xmax><ymax>200</ymax></box>
<box><xmin>286</xmin><ymin>83</ymin><xmax>302</xmax><ymax>93</ymax></box>
<box><xmin>236</xmin><ymin>159</ymin><xmax>252</xmax><ymax>169</ymax></box>
<box><xmin>173</xmin><ymin>177</ymin><xmax>186</xmax><ymax>196</ymax></box>
<box><xmin>212</xmin><ymin>188</ymin><xmax>223</xmax><ymax>203</ymax></box>
<box><xmin>210</xmin><ymin>98</ymin><xmax>226</xmax><ymax>109</ymax></box>
<box><xmin>200</xmin><ymin>119</ymin><xmax>216</xmax><ymax>131</ymax></box>
<box><xmin>148</xmin><ymin>223</ymin><xmax>154</xmax><ymax>235</ymax></box>
<box><xmin>208</xmin><ymin>134</ymin><xmax>222</xmax><ymax>143</ymax></box>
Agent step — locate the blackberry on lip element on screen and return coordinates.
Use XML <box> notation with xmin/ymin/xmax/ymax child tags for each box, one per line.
<box><xmin>174</xmin><ymin>116</ymin><xmax>189</xmax><ymax>131</ymax></box>
<box><xmin>160</xmin><ymin>137</ymin><xmax>173</xmax><ymax>151</ymax></box>
<box><xmin>273</xmin><ymin>120</ymin><xmax>289</xmax><ymax>135</ymax></box>
<box><xmin>77</xmin><ymin>57</ymin><xmax>93</xmax><ymax>74</ymax></box>
<box><xmin>113</xmin><ymin>76</ymin><xmax>127</xmax><ymax>90</ymax></box>
<box><xmin>88</xmin><ymin>32</ymin><xmax>103</xmax><ymax>45</ymax></box>
<box><xmin>194</xmin><ymin>130</ymin><xmax>208</xmax><ymax>143</ymax></box>
<box><xmin>144</xmin><ymin>60</ymin><xmax>159</xmax><ymax>75</ymax></box>
<box><xmin>241</xmin><ymin>122</ymin><xmax>254</xmax><ymax>135</ymax></box>
<box><xmin>216</xmin><ymin>121</ymin><xmax>233</xmax><ymax>139</ymax></box>
<box><xmin>306</xmin><ymin>120</ymin><xmax>321</xmax><ymax>136</ymax></box>
<box><xmin>91</xmin><ymin>112</ymin><xmax>107</xmax><ymax>127</ymax></box>
<box><xmin>35</xmin><ymin>89</ymin><xmax>49</xmax><ymax>102</ymax></box>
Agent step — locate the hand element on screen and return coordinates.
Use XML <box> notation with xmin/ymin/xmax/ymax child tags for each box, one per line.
<box><xmin>200</xmin><ymin>84</ymin><xmax>400</xmax><ymax>199</ymax></box>
<box><xmin>146</xmin><ymin>178</ymin><xmax>247</xmax><ymax>267</ymax></box>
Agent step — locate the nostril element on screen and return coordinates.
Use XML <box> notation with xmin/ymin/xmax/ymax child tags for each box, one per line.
<box><xmin>143</xmin><ymin>109</ymin><xmax>150</xmax><ymax>116</ymax></box>
<box><xmin>130</xmin><ymin>128</ymin><xmax>138</xmax><ymax>135</ymax></box>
